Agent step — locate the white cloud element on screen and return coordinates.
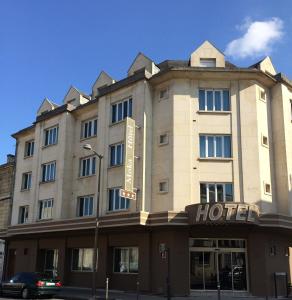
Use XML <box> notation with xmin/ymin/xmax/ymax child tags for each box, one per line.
<box><xmin>225</xmin><ymin>17</ymin><xmax>284</xmax><ymax>59</ymax></box>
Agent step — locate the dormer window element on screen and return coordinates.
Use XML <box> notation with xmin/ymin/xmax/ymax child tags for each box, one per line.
<box><xmin>200</xmin><ymin>58</ymin><xmax>216</xmax><ymax>67</ymax></box>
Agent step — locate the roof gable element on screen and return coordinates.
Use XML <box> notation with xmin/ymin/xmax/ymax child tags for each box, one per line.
<box><xmin>92</xmin><ymin>71</ymin><xmax>115</xmax><ymax>97</ymax></box>
<box><xmin>63</xmin><ymin>86</ymin><xmax>90</xmax><ymax>106</ymax></box>
<box><xmin>250</xmin><ymin>56</ymin><xmax>276</xmax><ymax>75</ymax></box>
<box><xmin>190</xmin><ymin>40</ymin><xmax>225</xmax><ymax>67</ymax></box>
<box><xmin>37</xmin><ymin>98</ymin><xmax>59</xmax><ymax>116</ymax></box>
<box><xmin>127</xmin><ymin>52</ymin><xmax>160</xmax><ymax>77</ymax></box>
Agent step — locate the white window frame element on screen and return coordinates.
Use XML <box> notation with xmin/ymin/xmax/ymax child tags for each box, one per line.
<box><xmin>200</xmin><ymin>135</ymin><xmax>231</xmax><ymax>158</ymax></box>
<box><xmin>71</xmin><ymin>248</ymin><xmax>94</xmax><ymax>272</ymax></box>
<box><xmin>77</xmin><ymin>195</ymin><xmax>94</xmax><ymax>217</ymax></box>
<box><xmin>199</xmin><ymin>89</ymin><xmax>230</xmax><ymax>112</ymax></box>
<box><xmin>18</xmin><ymin>205</ymin><xmax>29</xmax><ymax>224</ymax></box>
<box><xmin>111</xmin><ymin>98</ymin><xmax>132</xmax><ymax>124</ymax></box>
<box><xmin>41</xmin><ymin>161</ymin><xmax>56</xmax><ymax>182</ymax></box>
<box><xmin>200</xmin><ymin>58</ymin><xmax>216</xmax><ymax>67</ymax></box>
<box><xmin>81</xmin><ymin>118</ymin><xmax>98</xmax><ymax>139</ymax></box>
<box><xmin>79</xmin><ymin>156</ymin><xmax>96</xmax><ymax>177</ymax></box>
<box><xmin>113</xmin><ymin>247</ymin><xmax>139</xmax><ymax>274</ymax></box>
<box><xmin>24</xmin><ymin>140</ymin><xmax>34</xmax><ymax>157</ymax></box>
<box><xmin>39</xmin><ymin>198</ymin><xmax>53</xmax><ymax>220</ymax></box>
<box><xmin>21</xmin><ymin>172</ymin><xmax>32</xmax><ymax>190</ymax></box>
<box><xmin>200</xmin><ymin>183</ymin><xmax>233</xmax><ymax>203</ymax></box>
<box><xmin>44</xmin><ymin>126</ymin><xmax>59</xmax><ymax>146</ymax></box>
<box><xmin>108</xmin><ymin>187</ymin><xmax>130</xmax><ymax>212</ymax></box>
<box><xmin>109</xmin><ymin>143</ymin><xmax>124</xmax><ymax>167</ymax></box>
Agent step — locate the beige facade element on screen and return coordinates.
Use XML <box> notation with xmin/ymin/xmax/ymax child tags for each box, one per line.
<box><xmin>3</xmin><ymin>41</ymin><xmax>292</xmax><ymax>296</ymax></box>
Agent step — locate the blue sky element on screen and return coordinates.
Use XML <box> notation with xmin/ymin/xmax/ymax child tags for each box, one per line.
<box><xmin>1</xmin><ymin>0</ymin><xmax>292</xmax><ymax>163</ymax></box>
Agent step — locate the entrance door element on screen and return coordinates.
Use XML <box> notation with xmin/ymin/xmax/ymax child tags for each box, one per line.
<box><xmin>190</xmin><ymin>239</ymin><xmax>247</xmax><ymax>291</ymax></box>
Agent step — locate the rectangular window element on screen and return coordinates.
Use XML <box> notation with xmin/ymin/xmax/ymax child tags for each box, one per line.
<box><xmin>41</xmin><ymin>162</ymin><xmax>56</xmax><ymax>182</ymax></box>
<box><xmin>80</xmin><ymin>156</ymin><xmax>96</xmax><ymax>177</ymax></box>
<box><xmin>18</xmin><ymin>206</ymin><xmax>29</xmax><ymax>224</ymax></box>
<box><xmin>200</xmin><ymin>58</ymin><xmax>216</xmax><ymax>67</ymax></box>
<box><xmin>44</xmin><ymin>249</ymin><xmax>58</xmax><ymax>273</ymax></box>
<box><xmin>71</xmin><ymin>248</ymin><xmax>93</xmax><ymax>271</ymax></box>
<box><xmin>198</xmin><ymin>90</ymin><xmax>230</xmax><ymax>111</ymax></box>
<box><xmin>44</xmin><ymin>126</ymin><xmax>59</xmax><ymax>146</ymax></box>
<box><xmin>159</xmin><ymin>88</ymin><xmax>169</xmax><ymax>100</ymax></box>
<box><xmin>21</xmin><ymin>172</ymin><xmax>32</xmax><ymax>190</ymax></box>
<box><xmin>260</xmin><ymin>90</ymin><xmax>266</xmax><ymax>101</ymax></box>
<box><xmin>111</xmin><ymin>98</ymin><xmax>132</xmax><ymax>124</ymax></box>
<box><xmin>114</xmin><ymin>247</ymin><xmax>138</xmax><ymax>273</ymax></box>
<box><xmin>24</xmin><ymin>140</ymin><xmax>34</xmax><ymax>157</ymax></box>
<box><xmin>81</xmin><ymin>119</ymin><xmax>97</xmax><ymax>139</ymax></box>
<box><xmin>109</xmin><ymin>143</ymin><xmax>124</xmax><ymax>167</ymax></box>
<box><xmin>264</xmin><ymin>183</ymin><xmax>272</xmax><ymax>195</ymax></box>
<box><xmin>77</xmin><ymin>195</ymin><xmax>94</xmax><ymax>217</ymax></box>
<box><xmin>200</xmin><ymin>183</ymin><xmax>233</xmax><ymax>203</ymax></box>
<box><xmin>159</xmin><ymin>134</ymin><xmax>168</xmax><ymax>145</ymax></box>
<box><xmin>159</xmin><ymin>181</ymin><xmax>168</xmax><ymax>193</ymax></box>
<box><xmin>108</xmin><ymin>188</ymin><xmax>130</xmax><ymax>211</ymax></box>
<box><xmin>39</xmin><ymin>199</ymin><xmax>53</xmax><ymax>220</ymax></box>
<box><xmin>199</xmin><ymin>135</ymin><xmax>231</xmax><ymax>158</ymax></box>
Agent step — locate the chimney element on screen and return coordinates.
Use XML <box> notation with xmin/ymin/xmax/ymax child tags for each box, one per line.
<box><xmin>7</xmin><ymin>154</ymin><xmax>15</xmax><ymax>163</ymax></box>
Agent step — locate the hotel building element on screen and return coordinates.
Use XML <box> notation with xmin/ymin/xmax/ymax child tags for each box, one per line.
<box><xmin>3</xmin><ymin>41</ymin><xmax>292</xmax><ymax>297</ymax></box>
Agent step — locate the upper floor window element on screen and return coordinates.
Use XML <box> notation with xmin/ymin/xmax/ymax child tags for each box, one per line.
<box><xmin>77</xmin><ymin>195</ymin><xmax>94</xmax><ymax>217</ymax></box>
<box><xmin>199</xmin><ymin>89</ymin><xmax>230</xmax><ymax>111</ymax></box>
<box><xmin>111</xmin><ymin>98</ymin><xmax>132</xmax><ymax>124</ymax></box>
<box><xmin>71</xmin><ymin>248</ymin><xmax>93</xmax><ymax>271</ymax></box>
<box><xmin>44</xmin><ymin>126</ymin><xmax>59</xmax><ymax>146</ymax></box>
<box><xmin>113</xmin><ymin>247</ymin><xmax>138</xmax><ymax>273</ymax></box>
<box><xmin>200</xmin><ymin>135</ymin><xmax>231</xmax><ymax>158</ymax></box>
<box><xmin>108</xmin><ymin>188</ymin><xmax>130</xmax><ymax>211</ymax></box>
<box><xmin>81</xmin><ymin>119</ymin><xmax>97</xmax><ymax>139</ymax></box>
<box><xmin>21</xmin><ymin>172</ymin><xmax>32</xmax><ymax>190</ymax></box>
<box><xmin>260</xmin><ymin>89</ymin><xmax>266</xmax><ymax>101</ymax></box>
<box><xmin>18</xmin><ymin>205</ymin><xmax>29</xmax><ymax>224</ymax></box>
<box><xmin>200</xmin><ymin>183</ymin><xmax>233</xmax><ymax>203</ymax></box>
<box><xmin>39</xmin><ymin>198</ymin><xmax>53</xmax><ymax>220</ymax></box>
<box><xmin>110</xmin><ymin>143</ymin><xmax>124</xmax><ymax>167</ymax></box>
<box><xmin>200</xmin><ymin>58</ymin><xmax>216</xmax><ymax>67</ymax></box>
<box><xmin>41</xmin><ymin>161</ymin><xmax>56</xmax><ymax>182</ymax></box>
<box><xmin>80</xmin><ymin>156</ymin><xmax>96</xmax><ymax>177</ymax></box>
<box><xmin>24</xmin><ymin>140</ymin><xmax>34</xmax><ymax>157</ymax></box>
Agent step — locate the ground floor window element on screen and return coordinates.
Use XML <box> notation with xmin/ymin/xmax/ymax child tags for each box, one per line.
<box><xmin>71</xmin><ymin>248</ymin><xmax>93</xmax><ymax>272</ymax></box>
<box><xmin>44</xmin><ymin>249</ymin><xmax>58</xmax><ymax>277</ymax></box>
<box><xmin>113</xmin><ymin>247</ymin><xmax>138</xmax><ymax>273</ymax></box>
<box><xmin>190</xmin><ymin>239</ymin><xmax>247</xmax><ymax>291</ymax></box>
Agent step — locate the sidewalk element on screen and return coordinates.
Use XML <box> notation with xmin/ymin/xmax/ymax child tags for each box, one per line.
<box><xmin>57</xmin><ymin>286</ymin><xmax>291</xmax><ymax>300</ymax></box>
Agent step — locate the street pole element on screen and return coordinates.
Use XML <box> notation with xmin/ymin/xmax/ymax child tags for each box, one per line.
<box><xmin>216</xmin><ymin>250</ymin><xmax>221</xmax><ymax>300</ymax></box>
<box><xmin>91</xmin><ymin>151</ymin><xmax>103</xmax><ymax>299</ymax></box>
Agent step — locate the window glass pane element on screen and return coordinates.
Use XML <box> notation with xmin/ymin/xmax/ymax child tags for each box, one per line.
<box><xmin>118</xmin><ymin>103</ymin><xmax>123</xmax><ymax>121</ymax></box>
<box><xmin>84</xmin><ymin>198</ymin><xmax>89</xmax><ymax>216</ymax></box>
<box><xmin>114</xmin><ymin>189</ymin><xmax>120</xmax><ymax>210</ymax></box>
<box><xmin>223</xmin><ymin>90</ymin><xmax>230</xmax><ymax>111</ymax></box>
<box><xmin>114</xmin><ymin>248</ymin><xmax>121</xmax><ymax>272</ymax></box>
<box><xmin>109</xmin><ymin>190</ymin><xmax>114</xmax><ymax>211</ymax></box>
<box><xmin>89</xmin><ymin>197</ymin><xmax>93</xmax><ymax>215</ymax></box>
<box><xmin>94</xmin><ymin>119</ymin><xmax>97</xmax><ymax>135</ymax></box>
<box><xmin>199</xmin><ymin>90</ymin><xmax>205</xmax><ymax>110</ymax></box>
<box><xmin>116</xmin><ymin>145</ymin><xmax>122</xmax><ymax>165</ymax></box>
<box><xmin>129</xmin><ymin>248</ymin><xmax>138</xmax><ymax>273</ymax></box>
<box><xmin>224</xmin><ymin>136</ymin><xmax>231</xmax><ymax>158</ymax></box>
<box><xmin>110</xmin><ymin>146</ymin><xmax>115</xmax><ymax>166</ymax></box>
<box><xmin>207</xmin><ymin>91</ymin><xmax>213</xmax><ymax>110</ymax></box>
<box><xmin>120</xmin><ymin>249</ymin><xmax>128</xmax><ymax>272</ymax></box>
<box><xmin>216</xmin><ymin>136</ymin><xmax>222</xmax><ymax>157</ymax></box>
<box><xmin>200</xmin><ymin>184</ymin><xmax>207</xmax><ymax>203</ymax></box>
<box><xmin>208</xmin><ymin>184</ymin><xmax>215</xmax><ymax>203</ymax></box>
<box><xmin>79</xmin><ymin>198</ymin><xmax>84</xmax><ymax>216</ymax></box>
<box><xmin>92</xmin><ymin>157</ymin><xmax>96</xmax><ymax>174</ymax></box>
<box><xmin>112</xmin><ymin>104</ymin><xmax>117</xmax><ymax>123</ymax></box>
<box><xmin>190</xmin><ymin>239</ymin><xmax>216</xmax><ymax>248</ymax></box>
<box><xmin>225</xmin><ymin>184</ymin><xmax>233</xmax><ymax>202</ymax></box>
<box><xmin>207</xmin><ymin>136</ymin><xmax>214</xmax><ymax>157</ymax></box>
<box><xmin>126</xmin><ymin>199</ymin><xmax>130</xmax><ymax>209</ymax></box>
<box><xmin>129</xmin><ymin>99</ymin><xmax>133</xmax><ymax>117</ymax></box>
<box><xmin>123</xmin><ymin>101</ymin><xmax>128</xmax><ymax>118</ymax></box>
<box><xmin>200</xmin><ymin>136</ymin><xmax>206</xmax><ymax>158</ymax></box>
<box><xmin>214</xmin><ymin>91</ymin><xmax>221</xmax><ymax>111</ymax></box>
<box><xmin>217</xmin><ymin>184</ymin><xmax>224</xmax><ymax>202</ymax></box>
<box><xmin>120</xmin><ymin>197</ymin><xmax>125</xmax><ymax>209</ymax></box>
<box><xmin>72</xmin><ymin>249</ymin><xmax>81</xmax><ymax>271</ymax></box>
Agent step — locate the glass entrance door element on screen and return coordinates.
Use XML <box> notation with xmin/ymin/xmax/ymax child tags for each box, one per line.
<box><xmin>190</xmin><ymin>239</ymin><xmax>247</xmax><ymax>291</ymax></box>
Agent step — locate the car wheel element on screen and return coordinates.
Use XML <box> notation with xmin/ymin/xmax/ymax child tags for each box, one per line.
<box><xmin>21</xmin><ymin>287</ymin><xmax>30</xmax><ymax>299</ymax></box>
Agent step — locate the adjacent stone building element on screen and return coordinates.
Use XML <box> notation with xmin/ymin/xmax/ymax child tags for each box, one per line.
<box><xmin>0</xmin><ymin>154</ymin><xmax>15</xmax><ymax>279</ymax></box>
<box><xmin>2</xmin><ymin>41</ymin><xmax>292</xmax><ymax>297</ymax></box>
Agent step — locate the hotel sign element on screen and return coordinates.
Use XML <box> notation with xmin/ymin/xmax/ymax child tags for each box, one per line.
<box><xmin>186</xmin><ymin>203</ymin><xmax>260</xmax><ymax>225</ymax></box>
<box><xmin>120</xmin><ymin>117</ymin><xmax>136</xmax><ymax>200</ymax></box>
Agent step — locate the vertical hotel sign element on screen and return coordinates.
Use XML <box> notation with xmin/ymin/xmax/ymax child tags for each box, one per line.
<box><xmin>119</xmin><ymin>117</ymin><xmax>136</xmax><ymax>200</ymax></box>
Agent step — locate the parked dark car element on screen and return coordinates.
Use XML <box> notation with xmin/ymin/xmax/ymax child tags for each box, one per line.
<box><xmin>0</xmin><ymin>272</ymin><xmax>62</xmax><ymax>299</ymax></box>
